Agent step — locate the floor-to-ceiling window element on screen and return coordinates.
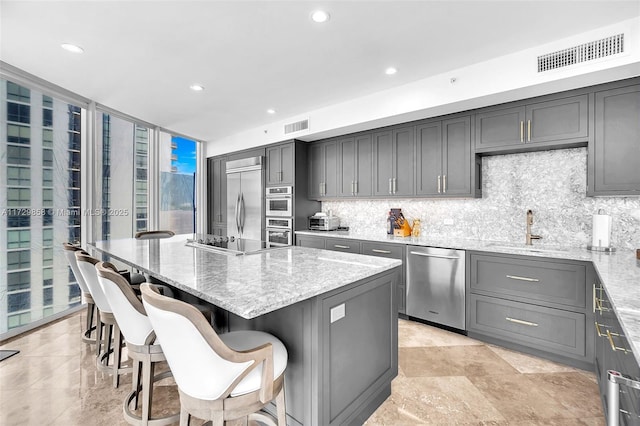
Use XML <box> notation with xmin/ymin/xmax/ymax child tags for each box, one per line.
<box><xmin>94</xmin><ymin>111</ymin><xmax>150</xmax><ymax>240</ymax></box>
<box><xmin>159</xmin><ymin>132</ymin><xmax>196</xmax><ymax>234</ymax></box>
<box><xmin>0</xmin><ymin>79</ymin><xmax>84</xmax><ymax>333</ymax></box>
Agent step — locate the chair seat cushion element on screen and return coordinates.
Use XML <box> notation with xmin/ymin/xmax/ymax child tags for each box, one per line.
<box><xmin>219</xmin><ymin>330</ymin><xmax>288</xmax><ymax>397</ymax></box>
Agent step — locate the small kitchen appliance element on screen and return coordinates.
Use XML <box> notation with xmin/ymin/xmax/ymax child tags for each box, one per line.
<box><xmin>308</xmin><ymin>213</ymin><xmax>340</xmax><ymax>231</ymax></box>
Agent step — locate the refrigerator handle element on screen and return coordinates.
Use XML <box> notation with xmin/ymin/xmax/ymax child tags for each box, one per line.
<box><xmin>235</xmin><ymin>193</ymin><xmax>241</xmax><ymax>233</ymax></box>
<box><xmin>240</xmin><ymin>194</ymin><xmax>245</xmax><ymax>235</ymax></box>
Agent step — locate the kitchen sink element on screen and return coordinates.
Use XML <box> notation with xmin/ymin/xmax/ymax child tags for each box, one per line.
<box><xmin>487</xmin><ymin>244</ymin><xmax>569</xmax><ymax>255</ymax></box>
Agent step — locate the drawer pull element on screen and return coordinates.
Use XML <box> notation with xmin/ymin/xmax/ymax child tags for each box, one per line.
<box><xmin>505</xmin><ymin>317</ymin><xmax>539</xmax><ymax>327</ymax></box>
<box><xmin>371</xmin><ymin>249</ymin><xmax>392</xmax><ymax>254</ymax></box>
<box><xmin>334</xmin><ymin>244</ymin><xmax>350</xmax><ymax>249</ymax></box>
<box><xmin>606</xmin><ymin>330</ymin><xmax>629</xmax><ymax>354</ymax></box>
<box><xmin>595</xmin><ymin>322</ymin><xmax>611</xmax><ymax>337</ymax></box>
<box><xmin>506</xmin><ymin>274</ymin><xmax>539</xmax><ymax>282</ymax></box>
<box><xmin>594</xmin><ymin>297</ymin><xmax>610</xmax><ymax>313</ymax></box>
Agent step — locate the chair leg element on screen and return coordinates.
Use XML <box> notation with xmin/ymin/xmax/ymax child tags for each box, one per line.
<box><xmin>276</xmin><ymin>384</ymin><xmax>286</xmax><ymax>425</ymax></box>
<box><xmin>95</xmin><ymin>320</ymin><xmax>104</xmax><ymax>356</ymax></box>
<box><xmin>142</xmin><ymin>356</ymin><xmax>153</xmax><ymax>424</ymax></box>
<box><xmin>131</xmin><ymin>360</ymin><xmax>141</xmax><ymax>410</ymax></box>
<box><xmin>112</xmin><ymin>325</ymin><xmax>122</xmax><ymax>388</ymax></box>
<box><xmin>180</xmin><ymin>408</ymin><xmax>190</xmax><ymax>426</ymax></box>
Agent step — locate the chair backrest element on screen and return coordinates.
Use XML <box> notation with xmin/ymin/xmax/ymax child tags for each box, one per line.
<box><xmin>135</xmin><ymin>230</ymin><xmax>175</xmax><ymax>240</ymax></box>
<box><xmin>75</xmin><ymin>251</ymin><xmax>112</xmax><ymax>313</ymax></box>
<box><xmin>96</xmin><ymin>262</ymin><xmax>154</xmax><ymax>346</ymax></box>
<box><xmin>141</xmin><ymin>283</ymin><xmax>257</xmax><ymax>401</ymax></box>
<box><xmin>62</xmin><ymin>243</ymin><xmax>91</xmax><ymax>294</ymax></box>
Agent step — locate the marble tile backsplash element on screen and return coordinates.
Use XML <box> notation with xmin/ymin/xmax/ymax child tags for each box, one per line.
<box><xmin>323</xmin><ymin>148</ymin><xmax>640</xmax><ymax>250</ymax></box>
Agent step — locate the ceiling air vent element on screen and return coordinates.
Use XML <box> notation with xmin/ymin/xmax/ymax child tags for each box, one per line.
<box><xmin>537</xmin><ymin>33</ymin><xmax>624</xmax><ymax>72</ymax></box>
<box><xmin>284</xmin><ymin>119</ymin><xmax>309</xmax><ymax>134</ymax></box>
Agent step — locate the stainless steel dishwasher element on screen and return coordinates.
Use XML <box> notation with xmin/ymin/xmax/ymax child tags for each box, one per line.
<box><xmin>406</xmin><ymin>246</ymin><xmax>466</xmax><ymax>330</ymax></box>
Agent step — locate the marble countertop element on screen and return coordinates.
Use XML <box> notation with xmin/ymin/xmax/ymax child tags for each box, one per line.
<box><xmin>90</xmin><ymin>235</ymin><xmax>401</xmax><ymax>319</ymax></box>
<box><xmin>297</xmin><ymin>230</ymin><xmax>640</xmax><ymax>365</ymax></box>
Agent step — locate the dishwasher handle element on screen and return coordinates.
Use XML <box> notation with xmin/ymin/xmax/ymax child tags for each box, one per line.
<box><xmin>409</xmin><ymin>251</ymin><xmax>460</xmax><ymax>260</ymax></box>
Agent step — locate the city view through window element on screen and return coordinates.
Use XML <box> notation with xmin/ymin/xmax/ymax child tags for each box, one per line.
<box><xmin>1</xmin><ymin>80</ymin><xmax>82</xmax><ymax>333</ymax></box>
<box><xmin>1</xmin><ymin>79</ymin><xmax>199</xmax><ymax>335</ymax></box>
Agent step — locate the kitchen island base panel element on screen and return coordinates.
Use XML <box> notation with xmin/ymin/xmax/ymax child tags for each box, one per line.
<box><xmin>227</xmin><ymin>269</ymin><xmax>399</xmax><ymax>426</ymax></box>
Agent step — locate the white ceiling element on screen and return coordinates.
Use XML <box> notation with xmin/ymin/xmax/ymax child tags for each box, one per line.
<box><xmin>1</xmin><ymin>1</ymin><xmax>639</xmax><ymax>142</ymax></box>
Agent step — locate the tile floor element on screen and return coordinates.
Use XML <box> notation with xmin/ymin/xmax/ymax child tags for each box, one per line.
<box><xmin>0</xmin><ymin>312</ymin><xmax>604</xmax><ymax>425</ymax></box>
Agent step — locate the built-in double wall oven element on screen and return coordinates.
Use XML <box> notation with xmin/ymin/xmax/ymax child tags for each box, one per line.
<box><xmin>265</xmin><ymin>186</ymin><xmax>293</xmax><ymax>246</ymax></box>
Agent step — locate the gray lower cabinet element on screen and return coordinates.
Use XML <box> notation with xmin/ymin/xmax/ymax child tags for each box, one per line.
<box><xmin>325</xmin><ymin>238</ymin><xmax>361</xmax><ymax>254</ymax></box>
<box><xmin>594</xmin><ymin>283</ymin><xmax>640</xmax><ymax>424</ymax></box>
<box><xmin>588</xmin><ymin>83</ymin><xmax>640</xmax><ymax>196</ymax></box>
<box><xmin>475</xmin><ymin>94</ymin><xmax>589</xmax><ymax>153</ymax></box>
<box><xmin>295</xmin><ymin>234</ymin><xmax>326</xmax><ymax>249</ymax></box>
<box><xmin>467</xmin><ymin>252</ymin><xmax>594</xmax><ymax>369</ymax></box>
<box><xmin>361</xmin><ymin>242</ymin><xmax>406</xmax><ymax>315</ymax></box>
<box><xmin>296</xmin><ymin>234</ymin><xmax>406</xmax><ymax>315</ymax></box>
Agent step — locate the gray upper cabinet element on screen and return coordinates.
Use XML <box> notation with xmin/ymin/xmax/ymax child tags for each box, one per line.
<box><xmin>416</xmin><ymin>115</ymin><xmax>476</xmax><ymax>197</ymax></box>
<box><xmin>373</xmin><ymin>126</ymin><xmax>414</xmax><ymax>196</ymax></box>
<box><xmin>475</xmin><ymin>94</ymin><xmax>588</xmax><ymax>153</ymax></box>
<box><xmin>589</xmin><ymin>83</ymin><xmax>640</xmax><ymax>196</ymax></box>
<box><xmin>266</xmin><ymin>142</ymin><xmax>294</xmax><ymax>186</ymax></box>
<box><xmin>338</xmin><ymin>134</ymin><xmax>373</xmax><ymax>197</ymax></box>
<box><xmin>308</xmin><ymin>140</ymin><xmax>338</xmax><ymax>199</ymax></box>
<box><xmin>475</xmin><ymin>105</ymin><xmax>525</xmax><ymax>149</ymax></box>
<box><xmin>207</xmin><ymin>155</ymin><xmax>226</xmax><ymax>231</ymax></box>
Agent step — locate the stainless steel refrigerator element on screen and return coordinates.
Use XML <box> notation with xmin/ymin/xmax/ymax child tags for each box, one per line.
<box><xmin>226</xmin><ymin>156</ymin><xmax>263</xmax><ymax>240</ymax></box>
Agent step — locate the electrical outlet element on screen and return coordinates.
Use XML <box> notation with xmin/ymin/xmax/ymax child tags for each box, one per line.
<box><xmin>330</xmin><ymin>303</ymin><xmax>345</xmax><ymax>323</ymax></box>
<box><xmin>444</xmin><ymin>218</ymin><xmax>454</xmax><ymax>225</ymax></box>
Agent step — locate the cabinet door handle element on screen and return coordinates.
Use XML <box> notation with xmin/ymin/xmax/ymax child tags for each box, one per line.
<box><xmin>506</xmin><ymin>274</ymin><xmax>539</xmax><ymax>282</ymax></box>
<box><xmin>443</xmin><ymin>174</ymin><xmax>446</xmax><ymax>193</ymax></box>
<box><xmin>527</xmin><ymin>119</ymin><xmax>531</xmax><ymax>142</ymax></box>
<box><xmin>388</xmin><ymin>178</ymin><xmax>393</xmax><ymax>195</ymax></box>
<box><xmin>319</xmin><ymin>183</ymin><xmax>323</xmax><ymax>196</ymax></box>
<box><xmin>505</xmin><ymin>317</ymin><xmax>538</xmax><ymax>327</ymax></box>
<box><xmin>520</xmin><ymin>121</ymin><xmax>524</xmax><ymax>142</ymax></box>
<box><xmin>592</xmin><ymin>284</ymin><xmax>596</xmax><ymax>314</ymax></box>
<box><xmin>371</xmin><ymin>249</ymin><xmax>392</xmax><ymax>254</ymax></box>
<box><xmin>334</xmin><ymin>244</ymin><xmax>350</xmax><ymax>249</ymax></box>
<box><xmin>606</xmin><ymin>330</ymin><xmax>629</xmax><ymax>353</ymax></box>
<box><xmin>354</xmin><ymin>181</ymin><xmax>358</xmax><ymax>195</ymax></box>
<box><xmin>437</xmin><ymin>175</ymin><xmax>441</xmax><ymax>193</ymax></box>
<box><xmin>392</xmin><ymin>178</ymin><xmax>397</xmax><ymax>194</ymax></box>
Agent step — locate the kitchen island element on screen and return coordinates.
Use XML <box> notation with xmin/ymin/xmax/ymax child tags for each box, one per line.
<box><xmin>91</xmin><ymin>234</ymin><xmax>402</xmax><ymax>426</ymax></box>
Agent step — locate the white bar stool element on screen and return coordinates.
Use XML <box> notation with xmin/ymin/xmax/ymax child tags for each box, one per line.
<box><xmin>140</xmin><ymin>283</ymin><xmax>288</xmax><ymax>426</ymax></box>
<box><xmin>76</xmin><ymin>250</ymin><xmax>131</xmax><ymax>388</ymax></box>
<box><xmin>97</xmin><ymin>261</ymin><xmax>179</xmax><ymax>426</ymax></box>
<box><xmin>62</xmin><ymin>242</ymin><xmax>97</xmax><ymax>346</ymax></box>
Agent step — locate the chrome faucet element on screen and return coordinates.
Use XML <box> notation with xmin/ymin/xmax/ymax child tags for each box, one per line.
<box><xmin>526</xmin><ymin>209</ymin><xmax>542</xmax><ymax>245</ymax></box>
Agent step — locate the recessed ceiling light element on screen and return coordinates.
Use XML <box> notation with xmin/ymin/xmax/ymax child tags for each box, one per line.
<box><xmin>385</xmin><ymin>67</ymin><xmax>397</xmax><ymax>75</ymax></box>
<box><xmin>61</xmin><ymin>43</ymin><xmax>84</xmax><ymax>54</ymax></box>
<box><xmin>311</xmin><ymin>10</ymin><xmax>330</xmax><ymax>23</ymax></box>
<box><xmin>267</xmin><ymin>109</ymin><xmax>276</xmax><ymax>114</ymax></box>
<box><xmin>189</xmin><ymin>84</ymin><xmax>205</xmax><ymax>92</ymax></box>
